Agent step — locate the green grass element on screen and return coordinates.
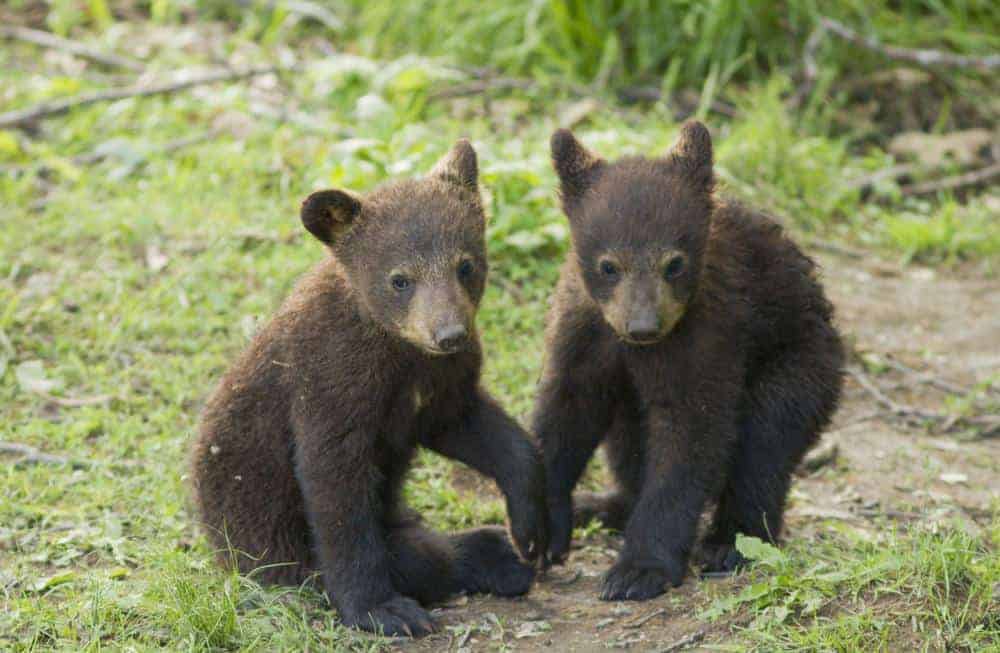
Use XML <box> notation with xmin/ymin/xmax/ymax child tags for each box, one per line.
<box><xmin>1</xmin><ymin>2</ymin><xmax>999</xmax><ymax>650</ymax></box>
<box><xmin>703</xmin><ymin>526</ymin><xmax>1000</xmax><ymax>651</ymax></box>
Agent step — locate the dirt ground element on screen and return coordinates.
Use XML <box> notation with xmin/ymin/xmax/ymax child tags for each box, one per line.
<box><xmin>399</xmin><ymin>250</ymin><xmax>1000</xmax><ymax>652</ymax></box>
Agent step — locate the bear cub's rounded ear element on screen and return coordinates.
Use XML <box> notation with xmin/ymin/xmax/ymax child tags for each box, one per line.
<box><xmin>300</xmin><ymin>189</ymin><xmax>363</xmax><ymax>245</ymax></box>
<box><xmin>668</xmin><ymin>120</ymin><xmax>714</xmax><ymax>191</ymax></box>
<box><xmin>550</xmin><ymin>128</ymin><xmax>604</xmax><ymax>200</ymax></box>
<box><xmin>430</xmin><ymin>139</ymin><xmax>478</xmax><ymax>192</ymax></box>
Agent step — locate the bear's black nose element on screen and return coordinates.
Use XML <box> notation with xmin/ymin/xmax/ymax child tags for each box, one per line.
<box><xmin>434</xmin><ymin>324</ymin><xmax>468</xmax><ymax>352</ymax></box>
<box><xmin>626</xmin><ymin>317</ymin><xmax>660</xmax><ymax>343</ymax></box>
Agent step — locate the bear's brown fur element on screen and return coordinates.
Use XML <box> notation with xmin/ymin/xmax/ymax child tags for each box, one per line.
<box><xmin>191</xmin><ymin>141</ymin><xmax>547</xmax><ymax>636</ymax></box>
<box><xmin>534</xmin><ymin>122</ymin><xmax>844</xmax><ymax>601</ymax></box>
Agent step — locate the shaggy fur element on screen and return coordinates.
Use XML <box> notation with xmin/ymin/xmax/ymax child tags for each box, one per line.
<box><xmin>191</xmin><ymin>141</ymin><xmax>547</xmax><ymax>636</ymax></box>
<box><xmin>534</xmin><ymin>122</ymin><xmax>844</xmax><ymax>601</ymax></box>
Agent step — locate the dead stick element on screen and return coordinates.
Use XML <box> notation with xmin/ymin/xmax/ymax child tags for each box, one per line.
<box><xmin>38</xmin><ymin>392</ymin><xmax>115</xmax><ymax>407</ymax></box>
<box><xmin>0</xmin><ymin>25</ymin><xmax>145</xmax><ymax>72</ymax></box>
<box><xmin>653</xmin><ymin>629</ymin><xmax>706</xmax><ymax>653</ymax></box>
<box><xmin>845</xmin><ymin>163</ymin><xmax>918</xmax><ymax>191</ymax></box>
<box><xmin>848</xmin><ymin>367</ymin><xmax>998</xmax><ymax>435</ymax></box>
<box><xmin>901</xmin><ymin>162</ymin><xmax>1000</xmax><ymax>196</ymax></box>
<box><xmin>6</xmin><ymin>128</ymin><xmax>223</xmax><ymax>177</ymax></box>
<box><xmin>0</xmin><ymin>441</ymin><xmax>91</xmax><ymax>469</ymax></box>
<box><xmin>0</xmin><ymin>441</ymin><xmax>143</xmax><ymax>470</ymax></box>
<box><xmin>624</xmin><ymin>608</ymin><xmax>667</xmax><ymax>629</ymax></box>
<box><xmin>819</xmin><ymin>17</ymin><xmax>1000</xmax><ymax>71</ymax></box>
<box><xmin>0</xmin><ymin>64</ymin><xmax>279</xmax><ymax>129</ymax></box>
<box><xmin>429</xmin><ymin>76</ymin><xmax>535</xmax><ymax>100</ymax></box>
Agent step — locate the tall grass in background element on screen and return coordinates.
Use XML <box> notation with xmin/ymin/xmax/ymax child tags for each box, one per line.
<box><xmin>344</xmin><ymin>0</ymin><xmax>1000</xmax><ymax>90</ymax></box>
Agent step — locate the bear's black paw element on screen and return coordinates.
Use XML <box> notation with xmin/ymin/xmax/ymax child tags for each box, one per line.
<box><xmin>599</xmin><ymin>558</ymin><xmax>683</xmax><ymax>601</ymax></box>
<box><xmin>699</xmin><ymin>541</ymin><xmax>748</xmax><ymax>576</ymax></box>
<box><xmin>342</xmin><ymin>595</ymin><xmax>436</xmax><ymax>637</ymax></box>
<box><xmin>457</xmin><ymin>527</ymin><xmax>536</xmax><ymax>597</ymax></box>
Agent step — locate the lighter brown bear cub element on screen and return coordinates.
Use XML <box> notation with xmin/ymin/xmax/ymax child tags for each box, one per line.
<box><xmin>191</xmin><ymin>141</ymin><xmax>547</xmax><ymax>637</ymax></box>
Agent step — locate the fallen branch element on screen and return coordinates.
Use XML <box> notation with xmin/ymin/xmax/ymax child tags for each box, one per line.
<box><xmin>848</xmin><ymin>366</ymin><xmax>1000</xmax><ymax>436</ymax></box>
<box><xmin>429</xmin><ymin>76</ymin><xmax>535</xmax><ymax>100</ymax></box>
<box><xmin>844</xmin><ymin>163</ymin><xmax>918</xmax><ymax>192</ymax></box>
<box><xmin>0</xmin><ymin>25</ymin><xmax>145</xmax><ymax>72</ymax></box>
<box><xmin>0</xmin><ymin>441</ymin><xmax>143</xmax><ymax>471</ymax></box>
<box><xmin>617</xmin><ymin>85</ymin><xmax>739</xmax><ymax>118</ymax></box>
<box><xmin>624</xmin><ymin>608</ymin><xmax>667</xmax><ymax>629</ymax></box>
<box><xmin>0</xmin><ymin>64</ymin><xmax>279</xmax><ymax>129</ymax></box>
<box><xmin>882</xmin><ymin>354</ymin><xmax>998</xmax><ymax>399</ymax></box>
<box><xmin>0</xmin><ymin>441</ymin><xmax>91</xmax><ymax>469</ymax></box>
<box><xmin>37</xmin><ymin>392</ymin><xmax>115</xmax><ymax>407</ymax></box>
<box><xmin>900</xmin><ymin>161</ymin><xmax>1000</xmax><ymax>196</ymax></box>
<box><xmin>5</xmin><ymin>128</ymin><xmax>224</xmax><ymax>181</ymax></box>
<box><xmin>819</xmin><ymin>17</ymin><xmax>1000</xmax><ymax>72</ymax></box>
<box><xmin>653</xmin><ymin>629</ymin><xmax>706</xmax><ymax>653</ymax></box>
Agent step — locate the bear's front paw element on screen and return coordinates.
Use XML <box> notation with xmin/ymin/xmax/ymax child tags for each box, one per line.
<box><xmin>507</xmin><ymin>490</ymin><xmax>548</xmax><ymax>563</ymax></box>
<box><xmin>599</xmin><ymin>557</ymin><xmax>684</xmax><ymax>601</ymax></box>
<box><xmin>544</xmin><ymin>494</ymin><xmax>573</xmax><ymax>567</ymax></box>
<box><xmin>342</xmin><ymin>595</ymin><xmax>436</xmax><ymax>637</ymax></box>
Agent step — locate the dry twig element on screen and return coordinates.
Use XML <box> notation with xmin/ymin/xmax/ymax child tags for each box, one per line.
<box><xmin>848</xmin><ymin>366</ymin><xmax>1000</xmax><ymax>437</ymax></box>
<box><xmin>0</xmin><ymin>64</ymin><xmax>279</xmax><ymax>129</ymax></box>
<box><xmin>0</xmin><ymin>441</ymin><xmax>91</xmax><ymax>469</ymax></box>
<box><xmin>900</xmin><ymin>161</ymin><xmax>1000</xmax><ymax>196</ymax></box>
<box><xmin>653</xmin><ymin>629</ymin><xmax>707</xmax><ymax>653</ymax></box>
<box><xmin>0</xmin><ymin>25</ymin><xmax>145</xmax><ymax>72</ymax></box>
<box><xmin>0</xmin><ymin>441</ymin><xmax>143</xmax><ymax>471</ymax></box>
<box><xmin>818</xmin><ymin>17</ymin><xmax>1000</xmax><ymax>71</ymax></box>
<box><xmin>624</xmin><ymin>608</ymin><xmax>667</xmax><ymax>629</ymax></box>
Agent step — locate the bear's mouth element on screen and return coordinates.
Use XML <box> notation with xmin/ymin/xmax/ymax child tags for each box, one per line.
<box><xmin>620</xmin><ymin>333</ymin><xmax>663</xmax><ymax>346</ymax></box>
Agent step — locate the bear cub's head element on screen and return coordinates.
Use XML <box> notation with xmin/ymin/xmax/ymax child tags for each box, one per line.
<box><xmin>551</xmin><ymin>121</ymin><xmax>715</xmax><ymax>346</ymax></box>
<box><xmin>300</xmin><ymin>140</ymin><xmax>487</xmax><ymax>356</ymax></box>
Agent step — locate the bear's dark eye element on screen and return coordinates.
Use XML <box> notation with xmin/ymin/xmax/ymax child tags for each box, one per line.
<box><xmin>457</xmin><ymin>259</ymin><xmax>474</xmax><ymax>279</ymax></box>
<box><xmin>600</xmin><ymin>260</ymin><xmax>619</xmax><ymax>277</ymax></box>
<box><xmin>390</xmin><ymin>274</ymin><xmax>411</xmax><ymax>291</ymax></box>
<box><xmin>663</xmin><ymin>255</ymin><xmax>686</xmax><ymax>280</ymax></box>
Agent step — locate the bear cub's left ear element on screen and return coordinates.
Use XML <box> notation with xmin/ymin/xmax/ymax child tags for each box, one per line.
<box><xmin>668</xmin><ymin>120</ymin><xmax>714</xmax><ymax>191</ymax></box>
<box><xmin>429</xmin><ymin>139</ymin><xmax>478</xmax><ymax>192</ymax></box>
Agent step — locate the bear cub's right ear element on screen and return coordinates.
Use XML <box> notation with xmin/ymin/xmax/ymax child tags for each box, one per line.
<box><xmin>300</xmin><ymin>189</ymin><xmax>363</xmax><ymax>245</ymax></box>
<box><xmin>551</xmin><ymin>128</ymin><xmax>604</xmax><ymax>203</ymax></box>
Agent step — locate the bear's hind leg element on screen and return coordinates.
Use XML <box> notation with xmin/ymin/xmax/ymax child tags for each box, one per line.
<box><xmin>386</xmin><ymin>522</ymin><xmax>461</xmax><ymax>604</ymax></box>
<box><xmin>702</xmin><ymin>341</ymin><xmax>842</xmax><ymax>574</ymax></box>
<box><xmin>387</xmin><ymin>523</ymin><xmax>534</xmax><ymax>603</ymax></box>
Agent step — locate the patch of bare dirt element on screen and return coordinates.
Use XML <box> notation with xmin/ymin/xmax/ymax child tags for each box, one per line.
<box><xmin>401</xmin><ymin>251</ymin><xmax>1000</xmax><ymax>652</ymax></box>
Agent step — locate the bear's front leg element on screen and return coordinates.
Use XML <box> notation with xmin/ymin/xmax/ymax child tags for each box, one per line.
<box><xmin>421</xmin><ymin>389</ymin><xmax>548</xmax><ymax>563</ymax></box>
<box><xmin>295</xmin><ymin>430</ymin><xmax>435</xmax><ymax>637</ymax></box>
<box><xmin>600</xmin><ymin>404</ymin><xmax>731</xmax><ymax>601</ymax></box>
<box><xmin>533</xmin><ymin>374</ymin><xmax>617</xmax><ymax>566</ymax></box>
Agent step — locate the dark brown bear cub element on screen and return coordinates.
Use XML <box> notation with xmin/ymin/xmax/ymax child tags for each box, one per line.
<box><xmin>535</xmin><ymin>122</ymin><xmax>843</xmax><ymax>601</ymax></box>
<box><xmin>192</xmin><ymin>141</ymin><xmax>547</xmax><ymax>636</ymax></box>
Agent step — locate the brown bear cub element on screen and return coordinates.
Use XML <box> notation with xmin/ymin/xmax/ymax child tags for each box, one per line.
<box><xmin>535</xmin><ymin>122</ymin><xmax>844</xmax><ymax>601</ymax></box>
<box><xmin>191</xmin><ymin>141</ymin><xmax>547</xmax><ymax>636</ymax></box>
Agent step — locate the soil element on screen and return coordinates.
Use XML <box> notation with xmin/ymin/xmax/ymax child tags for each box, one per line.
<box><xmin>401</xmin><ymin>251</ymin><xmax>1000</xmax><ymax>652</ymax></box>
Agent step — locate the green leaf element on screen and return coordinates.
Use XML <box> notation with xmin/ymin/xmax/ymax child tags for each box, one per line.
<box><xmin>736</xmin><ymin>534</ymin><xmax>787</xmax><ymax>567</ymax></box>
<box><xmin>31</xmin><ymin>571</ymin><xmax>77</xmax><ymax>593</ymax></box>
